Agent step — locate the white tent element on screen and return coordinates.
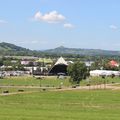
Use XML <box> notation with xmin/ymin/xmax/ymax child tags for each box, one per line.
<box><xmin>90</xmin><ymin>70</ymin><xmax>120</xmax><ymax>76</ymax></box>
<box><xmin>55</xmin><ymin>57</ymin><xmax>68</xmax><ymax>66</ymax></box>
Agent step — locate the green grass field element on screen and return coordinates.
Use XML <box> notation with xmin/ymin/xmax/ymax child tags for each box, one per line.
<box><xmin>0</xmin><ymin>76</ymin><xmax>70</xmax><ymax>93</ymax></box>
<box><xmin>0</xmin><ymin>76</ymin><xmax>119</xmax><ymax>94</ymax></box>
<box><xmin>0</xmin><ymin>90</ymin><xmax>120</xmax><ymax>120</ymax></box>
<box><xmin>0</xmin><ymin>76</ymin><xmax>71</xmax><ymax>87</ymax></box>
<box><xmin>0</xmin><ymin>76</ymin><xmax>120</xmax><ymax>87</ymax></box>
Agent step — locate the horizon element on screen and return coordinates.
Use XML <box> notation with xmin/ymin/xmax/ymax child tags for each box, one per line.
<box><xmin>0</xmin><ymin>0</ymin><xmax>120</xmax><ymax>50</ymax></box>
<box><xmin>1</xmin><ymin>42</ymin><xmax>120</xmax><ymax>52</ymax></box>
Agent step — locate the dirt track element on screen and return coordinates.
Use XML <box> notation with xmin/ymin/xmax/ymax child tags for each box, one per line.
<box><xmin>0</xmin><ymin>83</ymin><xmax>120</xmax><ymax>96</ymax></box>
<box><xmin>53</xmin><ymin>83</ymin><xmax>120</xmax><ymax>91</ymax></box>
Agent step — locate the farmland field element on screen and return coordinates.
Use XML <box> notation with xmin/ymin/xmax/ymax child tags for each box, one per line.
<box><xmin>0</xmin><ymin>90</ymin><xmax>120</xmax><ymax>120</ymax></box>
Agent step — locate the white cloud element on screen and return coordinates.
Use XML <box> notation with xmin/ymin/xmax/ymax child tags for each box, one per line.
<box><xmin>109</xmin><ymin>25</ymin><xmax>118</xmax><ymax>30</ymax></box>
<box><xmin>34</xmin><ymin>11</ymin><xmax>66</xmax><ymax>23</ymax></box>
<box><xmin>17</xmin><ymin>40</ymin><xmax>38</xmax><ymax>44</ymax></box>
<box><xmin>0</xmin><ymin>20</ymin><xmax>7</xmax><ymax>24</ymax></box>
<box><xmin>64</xmin><ymin>23</ymin><xmax>74</xmax><ymax>28</ymax></box>
<box><xmin>31</xmin><ymin>40</ymin><xmax>39</xmax><ymax>44</ymax></box>
<box><xmin>112</xmin><ymin>43</ymin><xmax>120</xmax><ymax>47</ymax></box>
<box><xmin>33</xmin><ymin>10</ymin><xmax>75</xmax><ymax>29</ymax></box>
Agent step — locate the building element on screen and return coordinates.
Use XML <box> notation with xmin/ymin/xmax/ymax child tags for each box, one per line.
<box><xmin>109</xmin><ymin>60</ymin><xmax>119</xmax><ymax>67</ymax></box>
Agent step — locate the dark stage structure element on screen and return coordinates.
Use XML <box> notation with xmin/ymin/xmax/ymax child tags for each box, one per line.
<box><xmin>49</xmin><ymin>57</ymin><xmax>68</xmax><ymax>75</ymax></box>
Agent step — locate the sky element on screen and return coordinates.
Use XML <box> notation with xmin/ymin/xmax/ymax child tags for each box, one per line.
<box><xmin>0</xmin><ymin>0</ymin><xmax>120</xmax><ymax>50</ymax></box>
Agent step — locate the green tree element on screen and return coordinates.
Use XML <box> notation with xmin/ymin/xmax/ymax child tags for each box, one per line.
<box><xmin>0</xmin><ymin>58</ymin><xmax>3</xmax><ymax>66</ymax></box>
<box><xmin>67</xmin><ymin>62</ymin><xmax>88</xmax><ymax>85</ymax></box>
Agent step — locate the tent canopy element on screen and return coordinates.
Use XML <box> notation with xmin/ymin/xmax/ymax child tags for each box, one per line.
<box><xmin>49</xmin><ymin>57</ymin><xmax>68</xmax><ymax>75</ymax></box>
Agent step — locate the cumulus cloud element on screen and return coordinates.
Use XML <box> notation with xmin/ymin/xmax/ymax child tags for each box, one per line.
<box><xmin>109</xmin><ymin>25</ymin><xmax>118</xmax><ymax>30</ymax></box>
<box><xmin>33</xmin><ymin>10</ymin><xmax>75</xmax><ymax>29</ymax></box>
<box><xmin>34</xmin><ymin>11</ymin><xmax>66</xmax><ymax>23</ymax></box>
<box><xmin>63</xmin><ymin>23</ymin><xmax>74</xmax><ymax>29</ymax></box>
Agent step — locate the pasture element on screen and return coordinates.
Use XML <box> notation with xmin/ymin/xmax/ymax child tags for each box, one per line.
<box><xmin>0</xmin><ymin>76</ymin><xmax>120</xmax><ymax>86</ymax></box>
<box><xmin>0</xmin><ymin>76</ymin><xmax>70</xmax><ymax>93</ymax></box>
<box><xmin>0</xmin><ymin>76</ymin><xmax>70</xmax><ymax>87</ymax></box>
<box><xmin>0</xmin><ymin>76</ymin><xmax>120</xmax><ymax>94</ymax></box>
<box><xmin>0</xmin><ymin>76</ymin><xmax>120</xmax><ymax>119</ymax></box>
<box><xmin>0</xmin><ymin>90</ymin><xmax>120</xmax><ymax>120</ymax></box>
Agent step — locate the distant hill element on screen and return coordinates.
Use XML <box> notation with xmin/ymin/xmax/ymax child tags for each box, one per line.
<box><xmin>0</xmin><ymin>42</ymin><xmax>29</xmax><ymax>51</ymax></box>
<box><xmin>44</xmin><ymin>46</ymin><xmax>120</xmax><ymax>56</ymax></box>
<box><xmin>0</xmin><ymin>42</ymin><xmax>37</xmax><ymax>56</ymax></box>
<box><xmin>0</xmin><ymin>42</ymin><xmax>120</xmax><ymax>57</ymax></box>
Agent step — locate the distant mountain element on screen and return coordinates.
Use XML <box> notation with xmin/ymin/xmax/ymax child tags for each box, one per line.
<box><xmin>44</xmin><ymin>46</ymin><xmax>120</xmax><ymax>56</ymax></box>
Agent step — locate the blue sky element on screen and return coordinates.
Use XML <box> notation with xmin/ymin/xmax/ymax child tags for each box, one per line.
<box><xmin>0</xmin><ymin>0</ymin><xmax>120</xmax><ymax>50</ymax></box>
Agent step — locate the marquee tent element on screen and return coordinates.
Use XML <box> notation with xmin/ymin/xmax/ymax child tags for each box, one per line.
<box><xmin>90</xmin><ymin>70</ymin><xmax>120</xmax><ymax>76</ymax></box>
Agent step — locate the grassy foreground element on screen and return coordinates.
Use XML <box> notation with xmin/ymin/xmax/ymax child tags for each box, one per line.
<box><xmin>0</xmin><ymin>76</ymin><xmax>120</xmax><ymax>94</ymax></box>
<box><xmin>0</xmin><ymin>76</ymin><xmax>120</xmax><ymax>87</ymax></box>
<box><xmin>0</xmin><ymin>90</ymin><xmax>120</xmax><ymax>120</ymax></box>
<box><xmin>0</xmin><ymin>76</ymin><xmax>70</xmax><ymax>87</ymax></box>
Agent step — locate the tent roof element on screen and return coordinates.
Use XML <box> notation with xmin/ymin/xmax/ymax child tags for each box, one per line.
<box><xmin>55</xmin><ymin>57</ymin><xmax>68</xmax><ymax>66</ymax></box>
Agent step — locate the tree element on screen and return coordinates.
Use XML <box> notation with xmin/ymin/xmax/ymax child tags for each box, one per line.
<box><xmin>0</xmin><ymin>58</ymin><xmax>3</xmax><ymax>66</ymax></box>
<box><xmin>67</xmin><ymin>62</ymin><xmax>88</xmax><ymax>85</ymax></box>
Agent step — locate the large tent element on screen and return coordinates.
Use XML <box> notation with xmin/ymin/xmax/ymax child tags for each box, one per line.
<box><xmin>90</xmin><ymin>70</ymin><xmax>120</xmax><ymax>76</ymax></box>
<box><xmin>48</xmin><ymin>57</ymin><xmax>68</xmax><ymax>75</ymax></box>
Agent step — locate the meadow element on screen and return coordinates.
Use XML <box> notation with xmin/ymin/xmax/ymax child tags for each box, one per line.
<box><xmin>0</xmin><ymin>76</ymin><xmax>70</xmax><ymax>87</ymax></box>
<box><xmin>0</xmin><ymin>76</ymin><xmax>120</xmax><ymax>119</ymax></box>
<box><xmin>0</xmin><ymin>76</ymin><xmax>120</xmax><ymax>94</ymax></box>
<box><xmin>0</xmin><ymin>75</ymin><xmax>120</xmax><ymax>86</ymax></box>
<box><xmin>0</xmin><ymin>76</ymin><xmax>70</xmax><ymax>93</ymax></box>
<box><xmin>0</xmin><ymin>90</ymin><xmax>120</xmax><ymax>120</ymax></box>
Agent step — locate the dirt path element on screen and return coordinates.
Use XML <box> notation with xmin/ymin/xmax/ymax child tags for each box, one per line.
<box><xmin>0</xmin><ymin>85</ymin><xmax>54</xmax><ymax>89</ymax></box>
<box><xmin>53</xmin><ymin>84</ymin><xmax>120</xmax><ymax>91</ymax></box>
<box><xmin>0</xmin><ymin>83</ymin><xmax>120</xmax><ymax>96</ymax></box>
<box><xmin>0</xmin><ymin>91</ymin><xmax>38</xmax><ymax>96</ymax></box>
